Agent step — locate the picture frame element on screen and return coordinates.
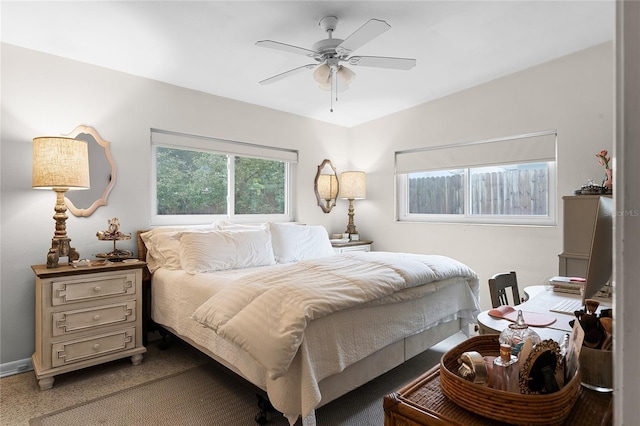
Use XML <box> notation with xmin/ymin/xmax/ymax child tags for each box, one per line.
<box><xmin>519</xmin><ymin>339</ymin><xmax>562</xmax><ymax>394</ymax></box>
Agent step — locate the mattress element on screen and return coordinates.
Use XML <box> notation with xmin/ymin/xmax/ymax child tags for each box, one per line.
<box><xmin>150</xmin><ymin>255</ymin><xmax>479</xmax><ymax>424</ymax></box>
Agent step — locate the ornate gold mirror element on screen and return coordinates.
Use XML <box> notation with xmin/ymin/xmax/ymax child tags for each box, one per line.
<box><xmin>64</xmin><ymin>125</ymin><xmax>116</xmax><ymax>217</ymax></box>
<box><xmin>314</xmin><ymin>159</ymin><xmax>339</xmax><ymax>213</ymax></box>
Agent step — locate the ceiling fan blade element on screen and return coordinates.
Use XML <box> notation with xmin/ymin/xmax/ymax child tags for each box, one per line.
<box><xmin>256</xmin><ymin>40</ymin><xmax>319</xmax><ymax>58</ymax></box>
<box><xmin>335</xmin><ymin>19</ymin><xmax>391</xmax><ymax>57</ymax></box>
<box><xmin>259</xmin><ymin>64</ymin><xmax>317</xmax><ymax>85</ymax></box>
<box><xmin>348</xmin><ymin>56</ymin><xmax>416</xmax><ymax>70</ymax></box>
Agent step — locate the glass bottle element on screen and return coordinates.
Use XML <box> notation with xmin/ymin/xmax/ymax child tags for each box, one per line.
<box><xmin>499</xmin><ymin>310</ymin><xmax>541</xmax><ymax>356</ymax></box>
<box><xmin>493</xmin><ymin>343</ymin><xmax>520</xmax><ymax>392</ymax></box>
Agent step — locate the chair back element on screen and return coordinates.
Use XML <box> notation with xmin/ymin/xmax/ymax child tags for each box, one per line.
<box><xmin>488</xmin><ymin>271</ymin><xmax>522</xmax><ymax>308</ymax></box>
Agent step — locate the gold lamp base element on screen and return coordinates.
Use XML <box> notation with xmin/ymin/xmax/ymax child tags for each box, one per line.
<box><xmin>344</xmin><ymin>198</ymin><xmax>358</xmax><ymax>235</ymax></box>
<box><xmin>47</xmin><ymin>237</ymin><xmax>80</xmax><ymax>268</ymax></box>
<box><xmin>46</xmin><ymin>187</ymin><xmax>80</xmax><ymax>268</ymax></box>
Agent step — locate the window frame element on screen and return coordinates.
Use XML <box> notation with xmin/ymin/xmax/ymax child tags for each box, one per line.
<box><xmin>395</xmin><ymin>131</ymin><xmax>557</xmax><ymax>226</ymax></box>
<box><xmin>150</xmin><ymin>129</ymin><xmax>297</xmax><ymax>226</ymax></box>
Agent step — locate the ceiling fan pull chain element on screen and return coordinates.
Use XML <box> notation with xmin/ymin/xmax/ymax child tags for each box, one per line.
<box><xmin>330</xmin><ymin>67</ymin><xmax>335</xmax><ymax>112</ymax></box>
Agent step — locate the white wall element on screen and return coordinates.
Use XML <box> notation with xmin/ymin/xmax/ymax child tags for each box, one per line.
<box><xmin>351</xmin><ymin>42</ymin><xmax>614</xmax><ymax>312</ymax></box>
<box><xmin>0</xmin><ymin>43</ymin><xmax>350</xmax><ymax>366</ymax></box>
<box><xmin>0</xmin><ymin>42</ymin><xmax>614</xmax><ymax>370</ymax></box>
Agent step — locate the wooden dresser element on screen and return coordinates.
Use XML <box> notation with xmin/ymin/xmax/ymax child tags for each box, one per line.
<box><xmin>559</xmin><ymin>195</ymin><xmax>611</xmax><ymax>277</ymax></box>
<box><xmin>31</xmin><ymin>261</ymin><xmax>147</xmax><ymax>390</ymax></box>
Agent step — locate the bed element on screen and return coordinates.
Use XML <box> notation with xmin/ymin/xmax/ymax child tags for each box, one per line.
<box><xmin>137</xmin><ymin>222</ymin><xmax>480</xmax><ymax>425</ymax></box>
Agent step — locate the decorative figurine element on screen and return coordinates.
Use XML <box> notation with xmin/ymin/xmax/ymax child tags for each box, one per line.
<box><xmin>96</xmin><ymin>217</ymin><xmax>133</xmax><ymax>260</ymax></box>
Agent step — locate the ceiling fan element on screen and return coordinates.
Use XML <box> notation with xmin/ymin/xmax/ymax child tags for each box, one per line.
<box><xmin>256</xmin><ymin>16</ymin><xmax>416</xmax><ymax>110</ymax></box>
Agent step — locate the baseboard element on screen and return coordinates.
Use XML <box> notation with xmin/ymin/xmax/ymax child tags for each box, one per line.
<box><xmin>0</xmin><ymin>357</ymin><xmax>33</xmax><ymax>378</ymax></box>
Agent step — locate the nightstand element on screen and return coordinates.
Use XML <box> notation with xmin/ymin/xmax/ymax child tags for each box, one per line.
<box><xmin>332</xmin><ymin>240</ymin><xmax>373</xmax><ymax>253</ymax></box>
<box><xmin>31</xmin><ymin>261</ymin><xmax>147</xmax><ymax>390</ymax></box>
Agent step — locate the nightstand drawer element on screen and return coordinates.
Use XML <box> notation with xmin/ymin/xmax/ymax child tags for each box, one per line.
<box><xmin>52</xmin><ymin>301</ymin><xmax>136</xmax><ymax>337</ymax></box>
<box><xmin>332</xmin><ymin>240</ymin><xmax>373</xmax><ymax>254</ymax></box>
<box><xmin>51</xmin><ymin>328</ymin><xmax>136</xmax><ymax>367</ymax></box>
<box><xmin>51</xmin><ymin>272</ymin><xmax>136</xmax><ymax>306</ymax></box>
<box><xmin>335</xmin><ymin>244</ymin><xmax>371</xmax><ymax>253</ymax></box>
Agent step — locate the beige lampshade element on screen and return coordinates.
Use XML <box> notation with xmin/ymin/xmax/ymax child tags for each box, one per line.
<box><xmin>317</xmin><ymin>174</ymin><xmax>339</xmax><ymax>200</ymax></box>
<box><xmin>32</xmin><ymin>137</ymin><xmax>90</xmax><ymax>190</ymax></box>
<box><xmin>340</xmin><ymin>171</ymin><xmax>366</xmax><ymax>200</ymax></box>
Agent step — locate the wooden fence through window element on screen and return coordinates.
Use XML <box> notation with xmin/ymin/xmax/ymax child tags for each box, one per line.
<box><xmin>409</xmin><ymin>169</ymin><xmax>548</xmax><ymax>215</ymax></box>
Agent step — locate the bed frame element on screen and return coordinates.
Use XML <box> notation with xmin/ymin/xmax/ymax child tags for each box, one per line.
<box><xmin>136</xmin><ymin>230</ymin><xmax>467</xmax><ymax>424</ymax></box>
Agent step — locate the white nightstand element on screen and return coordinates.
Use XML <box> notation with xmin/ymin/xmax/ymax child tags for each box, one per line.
<box><xmin>31</xmin><ymin>261</ymin><xmax>147</xmax><ymax>390</ymax></box>
<box><xmin>332</xmin><ymin>240</ymin><xmax>373</xmax><ymax>254</ymax></box>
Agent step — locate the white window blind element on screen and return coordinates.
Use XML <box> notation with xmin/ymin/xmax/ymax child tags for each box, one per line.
<box><xmin>151</xmin><ymin>128</ymin><xmax>298</xmax><ymax>163</ymax></box>
<box><xmin>395</xmin><ymin>131</ymin><xmax>556</xmax><ymax>174</ymax></box>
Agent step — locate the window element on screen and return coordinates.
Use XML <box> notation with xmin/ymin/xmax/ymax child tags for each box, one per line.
<box><xmin>151</xmin><ymin>129</ymin><xmax>297</xmax><ymax>225</ymax></box>
<box><xmin>396</xmin><ymin>131</ymin><xmax>557</xmax><ymax>225</ymax></box>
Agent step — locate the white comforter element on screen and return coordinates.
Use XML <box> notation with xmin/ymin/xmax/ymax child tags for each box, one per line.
<box><xmin>191</xmin><ymin>251</ymin><xmax>478</xmax><ymax>380</ymax></box>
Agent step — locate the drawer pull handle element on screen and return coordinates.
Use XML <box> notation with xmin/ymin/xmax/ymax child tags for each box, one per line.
<box><xmin>93</xmin><ymin>286</ymin><xmax>101</xmax><ymax>292</ymax></box>
<box><xmin>93</xmin><ymin>343</ymin><xmax>100</xmax><ymax>351</ymax></box>
<box><xmin>93</xmin><ymin>314</ymin><xmax>101</xmax><ymax>321</ymax></box>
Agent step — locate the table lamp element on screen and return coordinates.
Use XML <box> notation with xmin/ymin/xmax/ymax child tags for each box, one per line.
<box><xmin>340</xmin><ymin>171</ymin><xmax>366</xmax><ymax>239</ymax></box>
<box><xmin>32</xmin><ymin>136</ymin><xmax>90</xmax><ymax>268</ymax></box>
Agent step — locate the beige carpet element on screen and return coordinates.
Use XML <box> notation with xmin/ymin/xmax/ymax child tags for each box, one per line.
<box><xmin>29</xmin><ymin>334</ymin><xmax>463</xmax><ymax>426</ymax></box>
<box><xmin>30</xmin><ymin>362</ymin><xmax>274</xmax><ymax>426</ymax></box>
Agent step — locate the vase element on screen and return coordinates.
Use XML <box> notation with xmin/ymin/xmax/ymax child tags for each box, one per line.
<box><xmin>604</xmin><ymin>168</ymin><xmax>613</xmax><ymax>190</ymax></box>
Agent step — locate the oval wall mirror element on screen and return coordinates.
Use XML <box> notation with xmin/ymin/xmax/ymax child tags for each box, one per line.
<box><xmin>314</xmin><ymin>159</ymin><xmax>339</xmax><ymax>213</ymax></box>
<box><xmin>64</xmin><ymin>125</ymin><xmax>116</xmax><ymax>217</ymax></box>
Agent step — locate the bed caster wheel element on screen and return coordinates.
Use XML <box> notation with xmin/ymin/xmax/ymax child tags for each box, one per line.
<box><xmin>255</xmin><ymin>412</ymin><xmax>268</xmax><ymax>425</ymax></box>
<box><xmin>255</xmin><ymin>394</ymin><xmax>273</xmax><ymax>425</ymax></box>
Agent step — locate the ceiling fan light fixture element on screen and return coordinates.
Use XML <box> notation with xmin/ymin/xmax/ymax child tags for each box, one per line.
<box><xmin>337</xmin><ymin>65</ymin><xmax>356</xmax><ymax>85</ymax></box>
<box><xmin>319</xmin><ymin>80</ymin><xmax>349</xmax><ymax>92</ymax></box>
<box><xmin>256</xmin><ymin>15</ymin><xmax>416</xmax><ymax>111</ymax></box>
<box><xmin>313</xmin><ymin>63</ymin><xmax>331</xmax><ymax>84</ymax></box>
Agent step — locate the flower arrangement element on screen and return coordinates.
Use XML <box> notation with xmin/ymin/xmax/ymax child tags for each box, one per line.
<box><xmin>595</xmin><ymin>149</ymin><xmax>611</xmax><ymax>169</ymax></box>
<box><xmin>595</xmin><ymin>149</ymin><xmax>612</xmax><ymax>190</ymax></box>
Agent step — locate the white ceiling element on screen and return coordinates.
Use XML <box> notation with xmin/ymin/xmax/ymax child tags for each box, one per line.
<box><xmin>1</xmin><ymin>1</ymin><xmax>614</xmax><ymax>128</ymax></box>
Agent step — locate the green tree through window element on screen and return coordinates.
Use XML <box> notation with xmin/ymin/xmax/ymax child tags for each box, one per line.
<box><xmin>235</xmin><ymin>156</ymin><xmax>285</xmax><ymax>214</ymax></box>
<box><xmin>156</xmin><ymin>147</ymin><xmax>227</xmax><ymax>215</ymax></box>
<box><xmin>155</xmin><ymin>147</ymin><xmax>287</xmax><ymax>217</ymax></box>
<box><xmin>151</xmin><ymin>129</ymin><xmax>296</xmax><ymax>224</ymax></box>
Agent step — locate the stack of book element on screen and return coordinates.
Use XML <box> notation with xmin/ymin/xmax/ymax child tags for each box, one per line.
<box><xmin>549</xmin><ymin>276</ymin><xmax>585</xmax><ymax>295</ymax></box>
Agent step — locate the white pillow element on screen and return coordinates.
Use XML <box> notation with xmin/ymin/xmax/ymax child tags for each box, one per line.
<box><xmin>268</xmin><ymin>222</ymin><xmax>335</xmax><ymax>264</ymax></box>
<box><xmin>216</xmin><ymin>220</ymin><xmax>267</xmax><ymax>231</ymax></box>
<box><xmin>140</xmin><ymin>224</ymin><xmax>218</xmax><ymax>273</ymax></box>
<box><xmin>178</xmin><ymin>229</ymin><xmax>276</xmax><ymax>274</ymax></box>
<box><xmin>145</xmin><ymin>232</ymin><xmax>183</xmax><ymax>271</ymax></box>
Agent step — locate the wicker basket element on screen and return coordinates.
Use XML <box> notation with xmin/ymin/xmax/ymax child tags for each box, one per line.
<box><xmin>440</xmin><ymin>334</ymin><xmax>580</xmax><ymax>426</ymax></box>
